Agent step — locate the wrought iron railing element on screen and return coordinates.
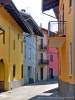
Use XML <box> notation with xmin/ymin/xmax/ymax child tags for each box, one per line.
<box><xmin>39</xmin><ymin>44</ymin><xmax>47</xmax><ymax>50</ymax></box>
<box><xmin>48</xmin><ymin>21</ymin><xmax>66</xmax><ymax>37</ymax></box>
<box><xmin>39</xmin><ymin>59</ymin><xmax>49</xmax><ymax>65</ymax></box>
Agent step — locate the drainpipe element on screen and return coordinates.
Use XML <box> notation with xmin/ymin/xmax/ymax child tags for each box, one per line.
<box><xmin>73</xmin><ymin>0</ymin><xmax>75</xmax><ymax>85</ymax></box>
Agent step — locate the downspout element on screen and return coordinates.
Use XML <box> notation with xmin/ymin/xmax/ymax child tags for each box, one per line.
<box><xmin>72</xmin><ymin>1</ymin><xmax>75</xmax><ymax>98</ymax></box>
<box><xmin>73</xmin><ymin>0</ymin><xmax>75</xmax><ymax>84</ymax></box>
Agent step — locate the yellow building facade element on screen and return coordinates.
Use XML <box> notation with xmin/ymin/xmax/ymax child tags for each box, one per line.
<box><xmin>0</xmin><ymin>1</ymin><xmax>30</xmax><ymax>92</ymax></box>
<box><xmin>58</xmin><ymin>0</ymin><xmax>74</xmax><ymax>97</ymax></box>
<box><xmin>43</xmin><ymin>0</ymin><xmax>75</xmax><ymax>98</ymax></box>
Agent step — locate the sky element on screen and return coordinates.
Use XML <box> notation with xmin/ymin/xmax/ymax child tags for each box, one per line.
<box><xmin>12</xmin><ymin>0</ymin><xmax>57</xmax><ymax>29</ymax></box>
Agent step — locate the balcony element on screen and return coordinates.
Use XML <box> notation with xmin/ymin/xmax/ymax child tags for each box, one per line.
<box><xmin>39</xmin><ymin>59</ymin><xmax>49</xmax><ymax>65</ymax></box>
<box><xmin>48</xmin><ymin>21</ymin><xmax>66</xmax><ymax>48</ymax></box>
<box><xmin>38</xmin><ymin>44</ymin><xmax>47</xmax><ymax>52</ymax></box>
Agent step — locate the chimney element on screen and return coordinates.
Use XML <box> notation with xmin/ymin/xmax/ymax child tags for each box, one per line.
<box><xmin>40</xmin><ymin>23</ymin><xmax>42</xmax><ymax>29</ymax></box>
<box><xmin>21</xmin><ymin>9</ymin><xmax>26</xmax><ymax>12</ymax></box>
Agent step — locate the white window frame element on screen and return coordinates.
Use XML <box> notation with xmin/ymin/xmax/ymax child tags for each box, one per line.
<box><xmin>69</xmin><ymin>41</ymin><xmax>72</xmax><ymax>76</ymax></box>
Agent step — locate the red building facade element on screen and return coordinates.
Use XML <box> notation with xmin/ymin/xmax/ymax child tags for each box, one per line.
<box><xmin>47</xmin><ymin>47</ymin><xmax>58</xmax><ymax>80</ymax></box>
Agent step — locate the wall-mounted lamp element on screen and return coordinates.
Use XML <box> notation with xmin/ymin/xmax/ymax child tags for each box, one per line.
<box><xmin>0</xmin><ymin>26</ymin><xmax>5</xmax><ymax>44</ymax></box>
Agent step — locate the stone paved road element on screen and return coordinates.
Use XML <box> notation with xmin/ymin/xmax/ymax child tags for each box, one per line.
<box><xmin>0</xmin><ymin>80</ymin><xmax>74</xmax><ymax>100</ymax></box>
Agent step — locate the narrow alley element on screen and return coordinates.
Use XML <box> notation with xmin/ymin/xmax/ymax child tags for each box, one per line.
<box><xmin>0</xmin><ymin>80</ymin><xmax>73</xmax><ymax>100</ymax></box>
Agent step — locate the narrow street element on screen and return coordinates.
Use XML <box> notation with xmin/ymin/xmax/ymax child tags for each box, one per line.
<box><xmin>0</xmin><ymin>80</ymin><xmax>67</xmax><ymax>100</ymax></box>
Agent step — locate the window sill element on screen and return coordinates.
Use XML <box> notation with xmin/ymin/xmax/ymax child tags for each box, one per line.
<box><xmin>68</xmin><ymin>74</ymin><xmax>72</xmax><ymax>77</ymax></box>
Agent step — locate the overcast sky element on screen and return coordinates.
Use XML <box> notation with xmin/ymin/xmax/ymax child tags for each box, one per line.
<box><xmin>12</xmin><ymin>0</ymin><xmax>57</xmax><ymax>29</ymax></box>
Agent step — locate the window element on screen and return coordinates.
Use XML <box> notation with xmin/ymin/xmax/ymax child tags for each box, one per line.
<box><xmin>25</xmin><ymin>45</ymin><xmax>26</xmax><ymax>58</ymax></box>
<box><xmin>0</xmin><ymin>27</ymin><xmax>5</xmax><ymax>44</ymax></box>
<box><xmin>33</xmin><ymin>36</ymin><xmax>35</xmax><ymax>42</ymax></box>
<box><xmin>33</xmin><ymin>53</ymin><xmax>34</xmax><ymax>60</ymax></box>
<box><xmin>13</xmin><ymin>40</ymin><xmax>15</xmax><ymax>50</ymax></box>
<box><xmin>41</xmin><ymin>39</ymin><xmax>43</xmax><ymax>45</ymax></box>
<box><xmin>29</xmin><ymin>48</ymin><xmax>31</xmax><ymax>59</ymax></box>
<box><xmin>69</xmin><ymin>0</ymin><xmax>72</xmax><ymax>8</ymax></box>
<box><xmin>21</xmin><ymin>64</ymin><xmax>23</xmax><ymax>78</ymax></box>
<box><xmin>41</xmin><ymin>53</ymin><xmax>43</xmax><ymax>59</ymax></box>
<box><xmin>68</xmin><ymin>0</ymin><xmax>72</xmax><ymax>13</ymax></box>
<box><xmin>69</xmin><ymin>42</ymin><xmax>72</xmax><ymax>76</ymax></box>
<box><xmin>35</xmin><ymin>54</ymin><xmax>36</xmax><ymax>61</ymax></box>
<box><xmin>21</xmin><ymin>41</ymin><xmax>23</xmax><ymax>53</ymax></box>
<box><xmin>13</xmin><ymin>64</ymin><xmax>16</xmax><ymax>77</ymax></box>
<box><xmin>29</xmin><ymin>34</ymin><xmax>31</xmax><ymax>38</ymax></box>
<box><xmin>62</xmin><ymin>4</ymin><xmax>64</xmax><ymax>24</ymax></box>
<box><xmin>3</xmin><ymin>32</ymin><xmax>5</xmax><ymax>44</ymax></box>
<box><xmin>50</xmin><ymin>55</ymin><xmax>53</xmax><ymax>61</ymax></box>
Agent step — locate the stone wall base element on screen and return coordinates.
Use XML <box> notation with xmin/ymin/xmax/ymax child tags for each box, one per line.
<box><xmin>9</xmin><ymin>79</ymin><xmax>24</xmax><ymax>90</ymax></box>
<box><xmin>59</xmin><ymin>80</ymin><xmax>75</xmax><ymax>99</ymax></box>
<box><xmin>47</xmin><ymin>76</ymin><xmax>58</xmax><ymax>80</ymax></box>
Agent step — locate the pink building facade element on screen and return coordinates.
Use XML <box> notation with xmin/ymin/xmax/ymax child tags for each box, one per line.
<box><xmin>47</xmin><ymin>47</ymin><xmax>58</xmax><ymax>80</ymax></box>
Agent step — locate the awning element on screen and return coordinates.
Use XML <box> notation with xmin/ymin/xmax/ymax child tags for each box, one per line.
<box><xmin>42</xmin><ymin>0</ymin><xmax>59</xmax><ymax>12</ymax></box>
<box><xmin>0</xmin><ymin>0</ymin><xmax>31</xmax><ymax>33</ymax></box>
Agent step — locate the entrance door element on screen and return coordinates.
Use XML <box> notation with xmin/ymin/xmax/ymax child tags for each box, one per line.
<box><xmin>0</xmin><ymin>60</ymin><xmax>5</xmax><ymax>92</ymax></box>
<box><xmin>41</xmin><ymin>53</ymin><xmax>43</xmax><ymax>63</ymax></box>
<box><xmin>49</xmin><ymin>68</ymin><xmax>54</xmax><ymax>79</ymax></box>
<box><xmin>28</xmin><ymin>66</ymin><xmax>30</xmax><ymax>83</ymax></box>
<box><xmin>41</xmin><ymin>68</ymin><xmax>43</xmax><ymax>80</ymax></box>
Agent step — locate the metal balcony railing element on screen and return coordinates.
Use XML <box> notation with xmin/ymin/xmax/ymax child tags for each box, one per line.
<box><xmin>48</xmin><ymin>21</ymin><xmax>66</xmax><ymax>37</ymax></box>
<box><xmin>39</xmin><ymin>44</ymin><xmax>47</xmax><ymax>50</ymax></box>
<box><xmin>39</xmin><ymin>59</ymin><xmax>49</xmax><ymax>65</ymax></box>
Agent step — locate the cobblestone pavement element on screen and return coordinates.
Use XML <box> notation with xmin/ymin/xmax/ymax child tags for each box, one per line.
<box><xmin>0</xmin><ymin>80</ymin><xmax>74</xmax><ymax>100</ymax></box>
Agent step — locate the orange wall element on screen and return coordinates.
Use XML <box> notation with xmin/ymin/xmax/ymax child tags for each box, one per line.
<box><xmin>59</xmin><ymin>0</ymin><xmax>74</xmax><ymax>84</ymax></box>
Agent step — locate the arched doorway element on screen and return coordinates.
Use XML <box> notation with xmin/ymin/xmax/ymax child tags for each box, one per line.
<box><xmin>0</xmin><ymin>59</ymin><xmax>5</xmax><ymax>92</ymax></box>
